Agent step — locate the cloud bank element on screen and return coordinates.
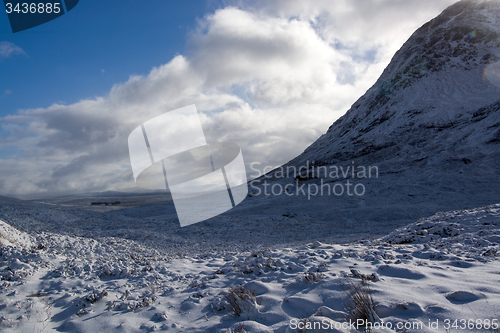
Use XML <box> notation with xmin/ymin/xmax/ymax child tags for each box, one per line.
<box><xmin>0</xmin><ymin>0</ymin><xmax>456</xmax><ymax>198</ymax></box>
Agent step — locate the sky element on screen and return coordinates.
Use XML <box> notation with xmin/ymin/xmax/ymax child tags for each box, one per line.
<box><xmin>0</xmin><ymin>0</ymin><xmax>458</xmax><ymax>198</ymax></box>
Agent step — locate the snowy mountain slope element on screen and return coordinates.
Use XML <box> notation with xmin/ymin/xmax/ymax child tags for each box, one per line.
<box><xmin>0</xmin><ymin>205</ymin><xmax>498</xmax><ymax>332</ymax></box>
<box><xmin>228</xmin><ymin>0</ymin><xmax>500</xmax><ymax>229</ymax></box>
<box><xmin>292</xmin><ymin>0</ymin><xmax>500</xmax><ymax>166</ymax></box>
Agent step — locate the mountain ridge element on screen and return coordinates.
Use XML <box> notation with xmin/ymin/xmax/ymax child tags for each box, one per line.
<box><xmin>287</xmin><ymin>0</ymin><xmax>500</xmax><ymax>170</ymax></box>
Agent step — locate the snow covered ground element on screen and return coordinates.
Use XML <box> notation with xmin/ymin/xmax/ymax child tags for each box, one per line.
<box><xmin>1</xmin><ymin>2</ymin><xmax>499</xmax><ymax>332</ymax></box>
<box><xmin>1</xmin><ymin>204</ymin><xmax>499</xmax><ymax>332</ymax></box>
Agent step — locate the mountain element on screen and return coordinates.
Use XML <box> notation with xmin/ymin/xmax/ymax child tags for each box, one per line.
<box><xmin>289</xmin><ymin>0</ymin><xmax>500</xmax><ymax>170</ymax></box>
<box><xmin>227</xmin><ymin>0</ymin><xmax>500</xmax><ymax>236</ymax></box>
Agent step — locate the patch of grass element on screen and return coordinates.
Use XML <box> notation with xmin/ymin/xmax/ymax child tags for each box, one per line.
<box><xmin>223</xmin><ymin>286</ymin><xmax>256</xmax><ymax>317</ymax></box>
<box><xmin>343</xmin><ymin>279</ymin><xmax>378</xmax><ymax>332</ymax></box>
<box><xmin>304</xmin><ymin>272</ymin><xmax>324</xmax><ymax>283</ymax></box>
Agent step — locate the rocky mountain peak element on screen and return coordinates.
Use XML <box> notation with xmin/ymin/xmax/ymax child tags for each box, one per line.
<box><xmin>288</xmin><ymin>0</ymin><xmax>500</xmax><ymax>170</ymax></box>
<box><xmin>379</xmin><ymin>0</ymin><xmax>499</xmax><ymax>90</ymax></box>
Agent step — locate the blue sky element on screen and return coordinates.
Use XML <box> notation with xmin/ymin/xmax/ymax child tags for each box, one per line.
<box><xmin>0</xmin><ymin>0</ymin><xmax>218</xmax><ymax>116</ymax></box>
<box><xmin>0</xmin><ymin>0</ymin><xmax>457</xmax><ymax>198</ymax></box>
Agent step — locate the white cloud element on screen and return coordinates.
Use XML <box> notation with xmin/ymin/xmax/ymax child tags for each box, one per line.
<box><xmin>0</xmin><ymin>41</ymin><xmax>26</xmax><ymax>58</ymax></box>
<box><xmin>0</xmin><ymin>0</ymin><xmax>457</xmax><ymax>197</ymax></box>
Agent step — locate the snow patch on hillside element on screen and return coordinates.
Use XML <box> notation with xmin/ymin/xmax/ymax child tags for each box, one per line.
<box><xmin>0</xmin><ymin>220</ymin><xmax>33</xmax><ymax>249</ymax></box>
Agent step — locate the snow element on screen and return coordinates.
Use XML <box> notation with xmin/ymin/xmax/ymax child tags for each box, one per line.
<box><xmin>0</xmin><ymin>204</ymin><xmax>499</xmax><ymax>332</ymax></box>
<box><xmin>0</xmin><ymin>220</ymin><xmax>33</xmax><ymax>249</ymax></box>
<box><xmin>1</xmin><ymin>0</ymin><xmax>500</xmax><ymax>331</ymax></box>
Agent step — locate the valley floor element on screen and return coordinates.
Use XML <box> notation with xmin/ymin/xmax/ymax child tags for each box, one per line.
<box><xmin>0</xmin><ymin>204</ymin><xmax>499</xmax><ymax>332</ymax></box>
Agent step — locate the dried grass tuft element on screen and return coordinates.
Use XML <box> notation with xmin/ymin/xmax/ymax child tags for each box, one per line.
<box><xmin>343</xmin><ymin>279</ymin><xmax>379</xmax><ymax>332</ymax></box>
<box><xmin>223</xmin><ymin>286</ymin><xmax>257</xmax><ymax>317</ymax></box>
